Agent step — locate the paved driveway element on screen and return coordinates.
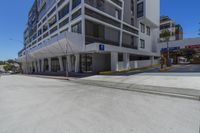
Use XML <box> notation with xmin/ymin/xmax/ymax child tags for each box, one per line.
<box><xmin>0</xmin><ymin>75</ymin><xmax>199</xmax><ymax>133</ymax></box>
<box><xmin>170</xmin><ymin>64</ymin><xmax>200</xmax><ymax>72</ymax></box>
<box><xmin>83</xmin><ymin>64</ymin><xmax>200</xmax><ymax>91</ymax></box>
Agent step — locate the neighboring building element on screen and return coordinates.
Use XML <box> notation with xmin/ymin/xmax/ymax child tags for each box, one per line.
<box><xmin>160</xmin><ymin>16</ymin><xmax>183</xmax><ymax>42</ymax></box>
<box><xmin>175</xmin><ymin>24</ymin><xmax>183</xmax><ymax>40</ymax></box>
<box><xmin>159</xmin><ymin>37</ymin><xmax>200</xmax><ymax>64</ymax></box>
<box><xmin>0</xmin><ymin>65</ymin><xmax>5</xmax><ymax>73</ymax></box>
<box><xmin>159</xmin><ymin>37</ymin><xmax>200</xmax><ymax>50</ymax></box>
<box><xmin>18</xmin><ymin>0</ymin><xmax>160</xmax><ymax>74</ymax></box>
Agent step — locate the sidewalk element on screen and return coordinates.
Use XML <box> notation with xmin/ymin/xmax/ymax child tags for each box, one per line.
<box><xmin>82</xmin><ymin>72</ymin><xmax>200</xmax><ymax>90</ymax></box>
<box><xmin>22</xmin><ymin>65</ymin><xmax>200</xmax><ymax>100</ymax></box>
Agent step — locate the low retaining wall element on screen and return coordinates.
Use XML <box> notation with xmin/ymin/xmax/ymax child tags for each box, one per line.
<box><xmin>118</xmin><ymin>59</ymin><xmax>159</xmax><ymax>70</ymax></box>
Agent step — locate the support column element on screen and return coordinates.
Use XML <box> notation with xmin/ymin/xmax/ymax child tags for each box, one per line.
<box><xmin>67</xmin><ymin>55</ymin><xmax>72</xmax><ymax>72</ymax></box>
<box><xmin>75</xmin><ymin>54</ymin><xmax>80</xmax><ymax>73</ymax></box>
<box><xmin>58</xmin><ymin>56</ymin><xmax>64</xmax><ymax>72</ymax></box>
<box><xmin>123</xmin><ymin>53</ymin><xmax>130</xmax><ymax>70</ymax></box>
<box><xmin>22</xmin><ymin>63</ymin><xmax>25</xmax><ymax>74</ymax></box>
<box><xmin>37</xmin><ymin>60</ymin><xmax>41</xmax><ymax>72</ymax></box>
<box><xmin>48</xmin><ymin>58</ymin><xmax>51</xmax><ymax>72</ymax></box>
<box><xmin>41</xmin><ymin>59</ymin><xmax>44</xmax><ymax>72</ymax></box>
<box><xmin>111</xmin><ymin>52</ymin><xmax>118</xmax><ymax>71</ymax></box>
<box><xmin>151</xmin><ymin>56</ymin><xmax>155</xmax><ymax>66</ymax></box>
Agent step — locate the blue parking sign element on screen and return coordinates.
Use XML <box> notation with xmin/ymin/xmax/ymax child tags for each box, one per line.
<box><xmin>99</xmin><ymin>44</ymin><xmax>105</xmax><ymax>51</ymax></box>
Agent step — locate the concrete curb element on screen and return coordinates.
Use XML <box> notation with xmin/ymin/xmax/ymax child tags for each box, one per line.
<box><xmin>19</xmin><ymin>74</ymin><xmax>200</xmax><ymax>101</ymax></box>
<box><xmin>72</xmin><ymin>79</ymin><xmax>200</xmax><ymax>101</ymax></box>
<box><xmin>22</xmin><ymin>74</ymin><xmax>73</xmax><ymax>80</ymax></box>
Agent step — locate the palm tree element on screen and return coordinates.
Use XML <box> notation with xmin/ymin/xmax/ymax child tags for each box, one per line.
<box><xmin>160</xmin><ymin>29</ymin><xmax>171</xmax><ymax>66</ymax></box>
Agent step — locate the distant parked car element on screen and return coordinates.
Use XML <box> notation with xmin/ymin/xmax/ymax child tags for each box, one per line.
<box><xmin>178</xmin><ymin>57</ymin><xmax>190</xmax><ymax>64</ymax></box>
<box><xmin>8</xmin><ymin>71</ymin><xmax>15</xmax><ymax>74</ymax></box>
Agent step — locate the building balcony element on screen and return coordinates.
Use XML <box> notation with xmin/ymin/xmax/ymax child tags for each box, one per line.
<box><xmin>137</xmin><ymin>0</ymin><xmax>160</xmax><ymax>28</ymax></box>
<box><xmin>85</xmin><ymin>0</ymin><xmax>122</xmax><ymax>20</ymax></box>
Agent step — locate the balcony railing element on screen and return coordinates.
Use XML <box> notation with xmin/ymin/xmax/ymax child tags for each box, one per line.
<box><xmin>86</xmin><ymin>35</ymin><xmax>119</xmax><ymax>46</ymax></box>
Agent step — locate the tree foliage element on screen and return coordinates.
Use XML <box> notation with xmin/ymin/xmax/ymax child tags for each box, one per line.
<box><xmin>160</xmin><ymin>29</ymin><xmax>171</xmax><ymax>42</ymax></box>
<box><xmin>3</xmin><ymin>64</ymin><xmax>15</xmax><ymax>72</ymax></box>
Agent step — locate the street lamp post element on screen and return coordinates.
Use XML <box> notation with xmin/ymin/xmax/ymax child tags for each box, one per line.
<box><xmin>167</xmin><ymin>39</ymin><xmax>170</xmax><ymax>65</ymax></box>
<box><xmin>160</xmin><ymin>29</ymin><xmax>171</xmax><ymax>67</ymax></box>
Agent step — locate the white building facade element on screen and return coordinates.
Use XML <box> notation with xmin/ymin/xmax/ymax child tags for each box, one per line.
<box><xmin>18</xmin><ymin>0</ymin><xmax>160</xmax><ymax>74</ymax></box>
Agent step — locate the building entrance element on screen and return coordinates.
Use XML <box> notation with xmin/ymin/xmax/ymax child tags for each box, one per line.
<box><xmin>80</xmin><ymin>54</ymin><xmax>93</xmax><ymax>73</ymax></box>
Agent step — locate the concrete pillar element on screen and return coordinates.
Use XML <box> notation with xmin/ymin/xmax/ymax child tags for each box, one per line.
<box><xmin>41</xmin><ymin>59</ymin><xmax>44</xmax><ymax>72</ymax></box>
<box><xmin>151</xmin><ymin>56</ymin><xmax>155</xmax><ymax>66</ymax></box>
<box><xmin>48</xmin><ymin>58</ymin><xmax>51</xmax><ymax>72</ymax></box>
<box><xmin>134</xmin><ymin>61</ymin><xmax>138</xmax><ymax>69</ymax></box>
<box><xmin>58</xmin><ymin>56</ymin><xmax>64</xmax><ymax>71</ymax></box>
<box><xmin>111</xmin><ymin>52</ymin><xmax>118</xmax><ymax>71</ymax></box>
<box><xmin>67</xmin><ymin>55</ymin><xmax>72</xmax><ymax>72</ymax></box>
<box><xmin>75</xmin><ymin>54</ymin><xmax>80</xmax><ymax>73</ymax></box>
<box><xmin>123</xmin><ymin>53</ymin><xmax>130</xmax><ymax>70</ymax></box>
<box><xmin>25</xmin><ymin>62</ymin><xmax>28</xmax><ymax>74</ymax></box>
<box><xmin>37</xmin><ymin>60</ymin><xmax>41</xmax><ymax>72</ymax></box>
<box><xmin>22</xmin><ymin>63</ymin><xmax>25</xmax><ymax>74</ymax></box>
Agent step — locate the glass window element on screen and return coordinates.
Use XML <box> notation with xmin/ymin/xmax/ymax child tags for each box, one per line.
<box><xmin>48</xmin><ymin>6</ymin><xmax>56</xmax><ymax>17</ymax></box>
<box><xmin>50</xmin><ymin>26</ymin><xmax>58</xmax><ymax>34</ymax></box>
<box><xmin>71</xmin><ymin>9</ymin><xmax>81</xmax><ymax>20</ymax></box>
<box><xmin>71</xmin><ymin>21</ymin><xmax>82</xmax><ymax>33</ymax></box>
<box><xmin>118</xmin><ymin>53</ymin><xmax>123</xmax><ymax>62</ymax></box>
<box><xmin>80</xmin><ymin>54</ymin><xmax>93</xmax><ymax>73</ymax></box>
<box><xmin>140</xmin><ymin>39</ymin><xmax>145</xmax><ymax>49</ymax></box>
<box><xmin>137</xmin><ymin>2</ymin><xmax>144</xmax><ymax>18</ymax></box>
<box><xmin>140</xmin><ymin>23</ymin><xmax>145</xmax><ymax>33</ymax></box>
<box><xmin>49</xmin><ymin>15</ymin><xmax>57</xmax><ymax>27</ymax></box>
<box><xmin>72</xmin><ymin>0</ymin><xmax>81</xmax><ymax>10</ymax></box>
<box><xmin>58</xmin><ymin>0</ymin><xmax>65</xmax><ymax>7</ymax></box>
<box><xmin>147</xmin><ymin>26</ymin><xmax>150</xmax><ymax>36</ymax></box>
<box><xmin>43</xmin><ymin>24</ymin><xmax>48</xmax><ymax>32</ymax></box>
<box><xmin>59</xmin><ymin>18</ymin><xmax>69</xmax><ymax>28</ymax></box>
<box><xmin>85</xmin><ymin>20</ymin><xmax>120</xmax><ymax>46</ymax></box>
<box><xmin>122</xmin><ymin>32</ymin><xmax>138</xmax><ymax>49</ymax></box>
<box><xmin>58</xmin><ymin>4</ymin><xmax>69</xmax><ymax>20</ymax></box>
<box><xmin>131</xmin><ymin>0</ymin><xmax>134</xmax><ymax>15</ymax></box>
<box><xmin>115</xmin><ymin>9</ymin><xmax>120</xmax><ymax>19</ymax></box>
<box><xmin>38</xmin><ymin>29</ymin><xmax>42</xmax><ymax>36</ymax></box>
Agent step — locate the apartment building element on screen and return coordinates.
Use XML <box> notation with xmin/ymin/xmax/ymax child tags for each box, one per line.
<box><xmin>160</xmin><ymin>16</ymin><xmax>183</xmax><ymax>42</ymax></box>
<box><xmin>18</xmin><ymin>0</ymin><xmax>160</xmax><ymax>74</ymax></box>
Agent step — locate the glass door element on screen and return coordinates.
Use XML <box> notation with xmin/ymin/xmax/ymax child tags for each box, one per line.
<box><xmin>80</xmin><ymin>54</ymin><xmax>93</xmax><ymax>73</ymax></box>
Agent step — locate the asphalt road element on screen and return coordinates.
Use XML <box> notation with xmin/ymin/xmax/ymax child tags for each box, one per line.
<box><xmin>169</xmin><ymin>64</ymin><xmax>200</xmax><ymax>72</ymax></box>
<box><xmin>0</xmin><ymin>75</ymin><xmax>199</xmax><ymax>133</ymax></box>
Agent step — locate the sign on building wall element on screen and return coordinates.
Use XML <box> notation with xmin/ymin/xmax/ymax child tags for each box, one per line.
<box><xmin>161</xmin><ymin>47</ymin><xmax>180</xmax><ymax>52</ymax></box>
<box><xmin>185</xmin><ymin>44</ymin><xmax>200</xmax><ymax>49</ymax></box>
<box><xmin>99</xmin><ymin>44</ymin><xmax>105</xmax><ymax>51</ymax></box>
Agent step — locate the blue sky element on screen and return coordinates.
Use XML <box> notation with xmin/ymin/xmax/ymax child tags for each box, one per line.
<box><xmin>0</xmin><ymin>0</ymin><xmax>200</xmax><ymax>60</ymax></box>
<box><xmin>161</xmin><ymin>0</ymin><xmax>200</xmax><ymax>38</ymax></box>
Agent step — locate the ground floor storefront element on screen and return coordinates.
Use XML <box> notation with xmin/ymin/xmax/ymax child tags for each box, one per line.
<box><xmin>21</xmin><ymin>52</ymin><xmax>159</xmax><ymax>75</ymax></box>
